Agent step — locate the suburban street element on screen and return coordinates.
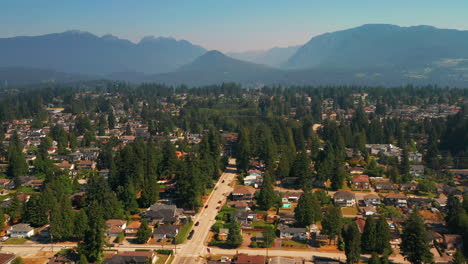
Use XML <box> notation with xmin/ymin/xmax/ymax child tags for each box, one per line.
<box><xmin>172</xmin><ymin>158</ymin><xmax>238</xmax><ymax>264</ymax></box>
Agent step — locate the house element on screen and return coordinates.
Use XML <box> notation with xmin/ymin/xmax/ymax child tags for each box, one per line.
<box><xmin>76</xmin><ymin>160</ymin><xmax>96</xmax><ymax>170</ymax></box>
<box><xmin>7</xmin><ymin>223</ymin><xmax>34</xmax><ymax>238</ymax></box>
<box><xmin>142</xmin><ymin>203</ymin><xmax>184</xmax><ymax>225</ymax></box>
<box><xmin>409</xmin><ymin>165</ymin><xmax>425</xmax><ymax>177</ymax></box>
<box><xmin>408</xmin><ymin>152</ymin><xmax>423</xmax><ymax>163</ymax></box>
<box><xmin>232</xmin><ymin>201</ymin><xmax>250</xmax><ymax>211</ymax></box>
<box><xmin>218</xmin><ymin>228</ymin><xmax>229</xmax><ymax>240</ymax></box>
<box><xmin>55</xmin><ymin>160</ymin><xmax>74</xmax><ymax>170</ymax></box>
<box><xmin>408</xmin><ymin>197</ymin><xmax>433</xmax><ymax>210</ymax></box>
<box><xmin>351</xmin><ymin>175</ymin><xmax>370</xmax><ymax>189</ymax></box>
<box><xmin>333</xmin><ymin>191</ymin><xmax>356</xmax><ymax>207</ymax></box>
<box><xmin>384</xmin><ymin>193</ymin><xmax>408</xmax><ymax>208</ymax></box>
<box><xmin>234</xmin><ymin>254</ymin><xmax>266</xmax><ymax>264</ymax></box>
<box><xmin>361</xmin><ymin>206</ymin><xmax>378</xmax><ymax>216</ymax></box>
<box><xmin>106</xmin><ymin>219</ymin><xmax>127</xmax><ymax>238</ymax></box>
<box><xmin>374</xmin><ymin>181</ymin><xmax>396</xmax><ymax>191</ymax></box>
<box><xmin>153</xmin><ymin>225</ymin><xmax>180</xmax><ymax>240</ymax></box>
<box><xmin>232</xmin><ymin>186</ymin><xmax>256</xmax><ymax>201</ymax></box>
<box><xmin>278</xmin><ymin>225</ymin><xmax>308</xmax><ymax>240</ymax></box>
<box><xmin>0</xmin><ymin>253</ymin><xmax>16</xmax><ymax>264</ymax></box>
<box><xmin>400</xmin><ymin>181</ymin><xmax>418</xmax><ymax>192</ymax></box>
<box><xmin>441</xmin><ymin>234</ymin><xmax>463</xmax><ymax>251</ymax></box>
<box><xmin>103</xmin><ymin>251</ymin><xmax>158</xmax><ymax>264</ymax></box>
<box><xmin>125</xmin><ymin>221</ymin><xmax>141</xmax><ymax>236</ymax></box>
<box><xmin>349</xmin><ymin>167</ymin><xmax>364</xmax><ymax>175</ymax></box>
<box><xmin>363</xmin><ymin>194</ymin><xmax>381</xmax><ymax>206</ymax></box>
<box><xmin>0</xmin><ymin>179</ymin><xmax>12</xmax><ymax>188</ymax></box>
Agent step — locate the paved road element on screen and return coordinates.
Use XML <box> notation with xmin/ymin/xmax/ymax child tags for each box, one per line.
<box><xmin>173</xmin><ymin>158</ymin><xmax>238</xmax><ymax>264</ymax></box>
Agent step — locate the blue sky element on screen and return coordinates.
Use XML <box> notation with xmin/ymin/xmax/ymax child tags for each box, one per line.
<box><xmin>1</xmin><ymin>0</ymin><xmax>467</xmax><ymax>52</ymax></box>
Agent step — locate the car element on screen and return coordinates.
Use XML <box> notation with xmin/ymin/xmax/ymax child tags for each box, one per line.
<box><xmin>1</xmin><ymin>236</ymin><xmax>8</xmax><ymax>242</ymax></box>
<box><xmin>205</xmin><ymin>205</ymin><xmax>208</xmax><ymax>208</ymax></box>
<box><xmin>222</xmin><ymin>180</ymin><xmax>225</xmax><ymax>183</ymax></box>
<box><xmin>216</xmin><ymin>206</ymin><xmax>220</xmax><ymax>209</ymax></box>
<box><xmin>188</xmin><ymin>230</ymin><xmax>195</xmax><ymax>240</ymax></box>
<box><xmin>214</xmin><ymin>187</ymin><xmax>218</xmax><ymax>190</ymax></box>
<box><xmin>195</xmin><ymin>221</ymin><xmax>200</xmax><ymax>226</ymax></box>
<box><xmin>218</xmin><ymin>200</ymin><xmax>222</xmax><ymax>204</ymax></box>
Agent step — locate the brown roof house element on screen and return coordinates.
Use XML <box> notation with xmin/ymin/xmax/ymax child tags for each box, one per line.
<box><xmin>333</xmin><ymin>191</ymin><xmax>356</xmax><ymax>207</ymax></box>
<box><xmin>103</xmin><ymin>251</ymin><xmax>157</xmax><ymax>264</ymax></box>
<box><xmin>351</xmin><ymin>175</ymin><xmax>370</xmax><ymax>189</ymax></box>
<box><xmin>232</xmin><ymin>186</ymin><xmax>256</xmax><ymax>201</ymax></box>
<box><xmin>106</xmin><ymin>219</ymin><xmax>127</xmax><ymax>238</ymax></box>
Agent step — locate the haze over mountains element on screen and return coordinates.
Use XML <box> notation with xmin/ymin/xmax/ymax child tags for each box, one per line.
<box><xmin>1</xmin><ymin>24</ymin><xmax>468</xmax><ymax>87</ymax></box>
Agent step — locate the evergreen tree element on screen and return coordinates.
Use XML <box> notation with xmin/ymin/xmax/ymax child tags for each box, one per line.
<box><xmin>400</xmin><ymin>210</ymin><xmax>434</xmax><ymax>264</ymax></box>
<box><xmin>322</xmin><ymin>206</ymin><xmax>343</xmax><ymax>244</ymax></box>
<box><xmin>343</xmin><ymin>222</ymin><xmax>361</xmax><ymax>264</ymax></box>
<box><xmin>136</xmin><ymin>219</ymin><xmax>152</xmax><ymax>244</ymax></box>
<box><xmin>368</xmin><ymin>252</ymin><xmax>381</xmax><ymax>264</ymax></box>
<box><xmin>74</xmin><ymin>210</ymin><xmax>88</xmax><ymax>241</ymax></box>
<box><xmin>78</xmin><ymin>201</ymin><xmax>106</xmax><ymax>263</ymax></box>
<box><xmin>331</xmin><ymin>166</ymin><xmax>347</xmax><ymax>190</ymax></box>
<box><xmin>361</xmin><ymin>216</ymin><xmax>377</xmax><ymax>253</ymax></box>
<box><xmin>294</xmin><ymin>189</ymin><xmax>322</xmax><ymax>226</ymax></box>
<box><xmin>256</xmin><ymin>172</ymin><xmax>279</xmax><ymax>210</ymax></box>
<box><xmin>227</xmin><ymin>219</ymin><xmax>243</xmax><ymax>248</ymax></box>
<box><xmin>23</xmin><ymin>194</ymin><xmax>48</xmax><ymax>227</ymax></box>
<box><xmin>290</xmin><ymin>152</ymin><xmax>312</xmax><ymax>188</ymax></box>
<box><xmin>0</xmin><ymin>209</ymin><xmax>4</xmax><ymax>231</ymax></box>
<box><xmin>452</xmin><ymin>249</ymin><xmax>466</xmax><ymax>264</ymax></box>
<box><xmin>50</xmin><ymin>196</ymin><xmax>75</xmax><ymax>241</ymax></box>
<box><xmin>375</xmin><ymin>216</ymin><xmax>391</xmax><ymax>254</ymax></box>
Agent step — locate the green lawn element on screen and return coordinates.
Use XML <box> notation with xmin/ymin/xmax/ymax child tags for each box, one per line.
<box><xmin>281</xmin><ymin>239</ymin><xmax>308</xmax><ymax>249</ymax></box>
<box><xmin>174</xmin><ymin>221</ymin><xmax>194</xmax><ymax>244</ymax></box>
<box><xmin>4</xmin><ymin>237</ymin><xmax>27</xmax><ymax>244</ymax></box>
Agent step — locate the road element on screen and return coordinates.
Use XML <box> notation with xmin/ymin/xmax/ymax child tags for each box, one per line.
<box><xmin>172</xmin><ymin>158</ymin><xmax>238</xmax><ymax>264</ymax></box>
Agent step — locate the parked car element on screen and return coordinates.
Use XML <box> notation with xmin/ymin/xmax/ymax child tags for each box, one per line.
<box><xmin>195</xmin><ymin>221</ymin><xmax>200</xmax><ymax>226</ymax></box>
<box><xmin>222</xmin><ymin>180</ymin><xmax>225</xmax><ymax>183</ymax></box>
<box><xmin>205</xmin><ymin>205</ymin><xmax>208</xmax><ymax>208</ymax></box>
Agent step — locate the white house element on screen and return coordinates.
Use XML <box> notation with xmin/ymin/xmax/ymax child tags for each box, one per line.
<box><xmin>7</xmin><ymin>223</ymin><xmax>34</xmax><ymax>238</ymax></box>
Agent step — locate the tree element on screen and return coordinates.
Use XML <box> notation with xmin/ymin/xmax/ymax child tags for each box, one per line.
<box><xmin>256</xmin><ymin>172</ymin><xmax>279</xmax><ymax>210</ymax></box>
<box><xmin>290</xmin><ymin>152</ymin><xmax>312</xmax><ymax>188</ymax></box>
<box><xmin>400</xmin><ymin>210</ymin><xmax>433</xmax><ymax>264</ymax></box>
<box><xmin>23</xmin><ymin>194</ymin><xmax>48</xmax><ymax>227</ymax></box>
<box><xmin>343</xmin><ymin>222</ymin><xmax>361</xmax><ymax>264</ymax></box>
<box><xmin>136</xmin><ymin>219</ymin><xmax>152</xmax><ymax>244</ymax></box>
<box><xmin>322</xmin><ymin>206</ymin><xmax>343</xmax><ymax>244</ymax></box>
<box><xmin>0</xmin><ymin>209</ymin><xmax>4</xmax><ymax>231</ymax></box>
<box><xmin>227</xmin><ymin>219</ymin><xmax>243</xmax><ymax>248</ymax></box>
<box><xmin>78</xmin><ymin>201</ymin><xmax>106</xmax><ymax>263</ymax></box>
<box><xmin>361</xmin><ymin>216</ymin><xmax>377</xmax><ymax>253</ymax></box>
<box><xmin>368</xmin><ymin>252</ymin><xmax>381</xmax><ymax>264</ymax></box>
<box><xmin>375</xmin><ymin>216</ymin><xmax>391</xmax><ymax>254</ymax></box>
<box><xmin>74</xmin><ymin>210</ymin><xmax>88</xmax><ymax>241</ymax></box>
<box><xmin>331</xmin><ymin>166</ymin><xmax>347</xmax><ymax>190</ymax></box>
<box><xmin>294</xmin><ymin>189</ymin><xmax>321</xmax><ymax>226</ymax></box>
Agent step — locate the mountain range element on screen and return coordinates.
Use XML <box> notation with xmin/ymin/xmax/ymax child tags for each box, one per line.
<box><xmin>1</xmin><ymin>24</ymin><xmax>468</xmax><ymax>87</ymax></box>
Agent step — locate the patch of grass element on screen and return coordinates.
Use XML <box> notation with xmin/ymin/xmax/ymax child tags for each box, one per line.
<box><xmin>174</xmin><ymin>221</ymin><xmax>194</xmax><ymax>244</ymax></box>
<box><xmin>4</xmin><ymin>237</ymin><xmax>27</xmax><ymax>244</ymax></box>
<box><xmin>281</xmin><ymin>239</ymin><xmax>308</xmax><ymax>249</ymax></box>
<box><xmin>15</xmin><ymin>186</ymin><xmax>37</xmax><ymax>193</ymax></box>
<box><xmin>341</xmin><ymin>206</ymin><xmax>358</xmax><ymax>216</ymax></box>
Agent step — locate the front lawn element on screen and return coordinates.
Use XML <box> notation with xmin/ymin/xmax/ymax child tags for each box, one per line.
<box><xmin>173</xmin><ymin>221</ymin><xmax>193</xmax><ymax>244</ymax></box>
<box><xmin>4</xmin><ymin>237</ymin><xmax>27</xmax><ymax>244</ymax></box>
<box><xmin>341</xmin><ymin>206</ymin><xmax>358</xmax><ymax>215</ymax></box>
<box><xmin>281</xmin><ymin>239</ymin><xmax>308</xmax><ymax>249</ymax></box>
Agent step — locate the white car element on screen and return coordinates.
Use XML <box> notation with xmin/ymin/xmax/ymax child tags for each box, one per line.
<box><xmin>1</xmin><ymin>236</ymin><xmax>9</xmax><ymax>242</ymax></box>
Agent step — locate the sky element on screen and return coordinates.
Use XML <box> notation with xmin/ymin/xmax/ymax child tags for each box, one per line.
<box><xmin>1</xmin><ymin>0</ymin><xmax>468</xmax><ymax>52</ymax></box>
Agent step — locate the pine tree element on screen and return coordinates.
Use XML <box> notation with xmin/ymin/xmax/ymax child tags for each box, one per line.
<box><xmin>400</xmin><ymin>210</ymin><xmax>434</xmax><ymax>264</ymax></box>
<box><xmin>322</xmin><ymin>206</ymin><xmax>343</xmax><ymax>244</ymax></box>
<box><xmin>256</xmin><ymin>172</ymin><xmax>279</xmax><ymax>210</ymax></box>
<box><xmin>368</xmin><ymin>252</ymin><xmax>381</xmax><ymax>264</ymax></box>
<box><xmin>290</xmin><ymin>152</ymin><xmax>312</xmax><ymax>188</ymax></box>
<box><xmin>331</xmin><ymin>166</ymin><xmax>347</xmax><ymax>190</ymax></box>
<box><xmin>136</xmin><ymin>219</ymin><xmax>152</xmax><ymax>244</ymax></box>
<box><xmin>227</xmin><ymin>219</ymin><xmax>243</xmax><ymax>248</ymax></box>
<box><xmin>452</xmin><ymin>249</ymin><xmax>466</xmax><ymax>264</ymax></box>
<box><xmin>343</xmin><ymin>222</ymin><xmax>361</xmax><ymax>264</ymax></box>
<box><xmin>74</xmin><ymin>210</ymin><xmax>88</xmax><ymax>241</ymax></box>
<box><xmin>361</xmin><ymin>216</ymin><xmax>377</xmax><ymax>253</ymax></box>
<box><xmin>78</xmin><ymin>201</ymin><xmax>106</xmax><ymax>263</ymax></box>
<box><xmin>23</xmin><ymin>194</ymin><xmax>48</xmax><ymax>227</ymax></box>
<box><xmin>375</xmin><ymin>216</ymin><xmax>391</xmax><ymax>254</ymax></box>
<box><xmin>294</xmin><ymin>189</ymin><xmax>322</xmax><ymax>226</ymax></box>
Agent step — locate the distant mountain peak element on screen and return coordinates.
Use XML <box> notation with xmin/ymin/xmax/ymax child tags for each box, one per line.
<box><xmin>139</xmin><ymin>36</ymin><xmax>177</xmax><ymax>44</ymax></box>
<box><xmin>63</xmin><ymin>30</ymin><xmax>93</xmax><ymax>36</ymax></box>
